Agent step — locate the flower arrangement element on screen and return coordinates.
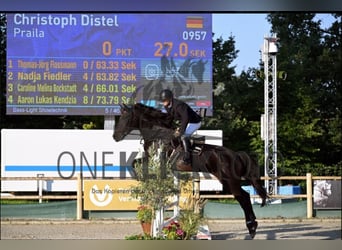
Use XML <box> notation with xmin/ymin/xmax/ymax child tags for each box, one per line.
<box><xmin>136</xmin><ymin>205</ymin><xmax>153</xmax><ymax>223</ymax></box>
<box><xmin>162</xmin><ymin>220</ymin><xmax>185</xmax><ymax>240</ymax></box>
<box><xmin>178</xmin><ymin>209</ymin><xmax>204</xmax><ymax>240</ymax></box>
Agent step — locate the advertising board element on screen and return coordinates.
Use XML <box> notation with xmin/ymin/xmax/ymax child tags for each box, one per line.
<box><xmin>313</xmin><ymin>180</ymin><xmax>341</xmax><ymax>209</ymax></box>
<box><xmin>83</xmin><ymin>179</ymin><xmax>193</xmax><ymax>211</ymax></box>
<box><xmin>1</xmin><ymin>129</ymin><xmax>222</xmax><ymax>192</ymax></box>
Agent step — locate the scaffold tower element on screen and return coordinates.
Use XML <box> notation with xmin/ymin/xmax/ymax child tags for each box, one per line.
<box><xmin>261</xmin><ymin>35</ymin><xmax>279</xmax><ymax>195</ymax></box>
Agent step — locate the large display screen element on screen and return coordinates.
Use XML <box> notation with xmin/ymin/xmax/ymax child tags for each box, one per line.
<box><xmin>6</xmin><ymin>13</ymin><xmax>212</xmax><ymax>115</ymax></box>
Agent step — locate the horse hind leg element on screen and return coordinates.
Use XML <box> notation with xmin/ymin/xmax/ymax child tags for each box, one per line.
<box><xmin>235</xmin><ymin>190</ymin><xmax>258</xmax><ymax>239</ymax></box>
<box><xmin>225</xmin><ymin>179</ymin><xmax>258</xmax><ymax>239</ymax></box>
<box><xmin>246</xmin><ymin>220</ymin><xmax>258</xmax><ymax>239</ymax></box>
<box><xmin>250</xmin><ymin>177</ymin><xmax>268</xmax><ymax>207</ymax></box>
<box><xmin>238</xmin><ymin>152</ymin><xmax>268</xmax><ymax>207</ymax></box>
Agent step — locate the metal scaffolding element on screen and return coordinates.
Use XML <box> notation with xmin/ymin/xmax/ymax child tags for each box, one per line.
<box><xmin>261</xmin><ymin>35</ymin><xmax>279</xmax><ymax>195</ymax></box>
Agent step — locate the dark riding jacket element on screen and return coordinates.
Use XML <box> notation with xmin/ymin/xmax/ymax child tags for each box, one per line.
<box><xmin>164</xmin><ymin>98</ymin><xmax>201</xmax><ymax>135</ymax></box>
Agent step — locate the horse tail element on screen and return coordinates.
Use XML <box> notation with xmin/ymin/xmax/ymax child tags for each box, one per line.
<box><xmin>237</xmin><ymin>151</ymin><xmax>269</xmax><ymax>207</ymax></box>
<box><xmin>252</xmin><ymin>179</ymin><xmax>269</xmax><ymax>207</ymax></box>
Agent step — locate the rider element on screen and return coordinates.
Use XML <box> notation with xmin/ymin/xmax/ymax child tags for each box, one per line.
<box><xmin>159</xmin><ymin>89</ymin><xmax>202</xmax><ymax>167</ymax></box>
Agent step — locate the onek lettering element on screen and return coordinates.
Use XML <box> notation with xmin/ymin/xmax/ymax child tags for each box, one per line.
<box><xmin>56</xmin><ymin>151</ymin><xmax>138</xmax><ymax>179</ymax></box>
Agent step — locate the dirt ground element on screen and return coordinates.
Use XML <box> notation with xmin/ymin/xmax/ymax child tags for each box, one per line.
<box><xmin>1</xmin><ymin>218</ymin><xmax>341</xmax><ymax>240</ymax></box>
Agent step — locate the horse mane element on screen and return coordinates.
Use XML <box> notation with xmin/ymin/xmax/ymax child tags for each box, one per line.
<box><xmin>133</xmin><ymin>103</ymin><xmax>174</xmax><ymax>129</ymax></box>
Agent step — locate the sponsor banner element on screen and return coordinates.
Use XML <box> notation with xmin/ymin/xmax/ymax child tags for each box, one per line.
<box><xmin>313</xmin><ymin>180</ymin><xmax>341</xmax><ymax>209</ymax></box>
<box><xmin>83</xmin><ymin>179</ymin><xmax>193</xmax><ymax>211</ymax></box>
<box><xmin>84</xmin><ymin>180</ymin><xmax>139</xmax><ymax>210</ymax></box>
<box><xmin>1</xmin><ymin>129</ymin><xmax>142</xmax><ymax>191</ymax></box>
<box><xmin>1</xmin><ymin>129</ymin><xmax>222</xmax><ymax>192</ymax></box>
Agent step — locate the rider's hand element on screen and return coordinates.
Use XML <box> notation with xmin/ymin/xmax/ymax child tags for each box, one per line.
<box><xmin>174</xmin><ymin>129</ymin><xmax>181</xmax><ymax>138</ymax></box>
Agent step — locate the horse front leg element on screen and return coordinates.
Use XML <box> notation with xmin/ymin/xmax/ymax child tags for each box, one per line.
<box><xmin>235</xmin><ymin>190</ymin><xmax>258</xmax><ymax>239</ymax></box>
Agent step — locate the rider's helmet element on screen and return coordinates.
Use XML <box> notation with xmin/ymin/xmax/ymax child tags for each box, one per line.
<box><xmin>159</xmin><ymin>89</ymin><xmax>173</xmax><ymax>102</ymax></box>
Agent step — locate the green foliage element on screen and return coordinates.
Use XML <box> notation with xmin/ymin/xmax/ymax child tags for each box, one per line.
<box><xmin>207</xmin><ymin>13</ymin><xmax>341</xmax><ymax>177</ymax></box>
<box><xmin>212</xmin><ymin>35</ymin><xmax>238</xmax><ymax>88</ymax></box>
<box><xmin>130</xmin><ymin>144</ymin><xmax>179</xmax><ymax>212</ymax></box>
<box><xmin>263</xmin><ymin>13</ymin><xmax>342</xmax><ymax>176</ymax></box>
<box><xmin>125</xmin><ymin>233</ymin><xmax>165</xmax><ymax>240</ymax></box>
<box><xmin>82</xmin><ymin>121</ymin><xmax>97</xmax><ymax>129</ymax></box>
<box><xmin>0</xmin><ymin>199</ymin><xmax>39</xmax><ymax>205</ymax></box>
<box><xmin>136</xmin><ymin>205</ymin><xmax>153</xmax><ymax>223</ymax></box>
<box><xmin>178</xmin><ymin>210</ymin><xmax>204</xmax><ymax>240</ymax></box>
<box><xmin>126</xmin><ymin>210</ymin><xmax>204</xmax><ymax>240</ymax></box>
<box><xmin>204</xmin><ymin>36</ymin><xmax>261</xmax><ymax>150</ymax></box>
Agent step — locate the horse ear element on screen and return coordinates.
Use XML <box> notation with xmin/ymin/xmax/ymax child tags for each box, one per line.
<box><xmin>121</xmin><ymin>103</ymin><xmax>133</xmax><ymax>113</ymax></box>
<box><xmin>119</xmin><ymin>103</ymin><xmax>128</xmax><ymax>113</ymax></box>
<box><xmin>123</xmin><ymin>103</ymin><xmax>129</xmax><ymax>110</ymax></box>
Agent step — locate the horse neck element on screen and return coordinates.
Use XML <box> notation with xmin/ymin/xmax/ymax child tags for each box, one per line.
<box><xmin>139</xmin><ymin>124</ymin><xmax>174</xmax><ymax>143</ymax></box>
<box><xmin>132</xmin><ymin>104</ymin><xmax>176</xmax><ymax>151</ymax></box>
<box><xmin>134</xmin><ymin>103</ymin><xmax>173</xmax><ymax>129</ymax></box>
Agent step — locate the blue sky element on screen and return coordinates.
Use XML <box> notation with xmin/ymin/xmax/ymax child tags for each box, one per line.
<box><xmin>212</xmin><ymin>13</ymin><xmax>336</xmax><ymax>75</ymax></box>
<box><xmin>213</xmin><ymin>14</ymin><xmax>270</xmax><ymax>75</ymax></box>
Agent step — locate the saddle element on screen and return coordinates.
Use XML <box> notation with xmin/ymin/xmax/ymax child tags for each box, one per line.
<box><xmin>170</xmin><ymin>135</ymin><xmax>205</xmax><ymax>171</ymax></box>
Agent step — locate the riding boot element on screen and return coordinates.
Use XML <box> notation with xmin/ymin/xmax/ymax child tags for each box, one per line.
<box><xmin>181</xmin><ymin>136</ymin><xmax>191</xmax><ymax>165</ymax></box>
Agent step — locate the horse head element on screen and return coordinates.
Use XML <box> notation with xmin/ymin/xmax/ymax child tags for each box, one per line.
<box><xmin>322</xmin><ymin>181</ymin><xmax>332</xmax><ymax>196</ymax></box>
<box><xmin>113</xmin><ymin>103</ymin><xmax>137</xmax><ymax>142</ymax></box>
<box><xmin>113</xmin><ymin>103</ymin><xmax>174</xmax><ymax>142</ymax></box>
<box><xmin>314</xmin><ymin>180</ymin><xmax>332</xmax><ymax>207</ymax></box>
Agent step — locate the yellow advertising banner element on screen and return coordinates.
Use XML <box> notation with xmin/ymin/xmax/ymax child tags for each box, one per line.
<box><xmin>84</xmin><ymin>180</ymin><xmax>139</xmax><ymax>210</ymax></box>
<box><xmin>83</xmin><ymin>179</ymin><xmax>193</xmax><ymax>211</ymax></box>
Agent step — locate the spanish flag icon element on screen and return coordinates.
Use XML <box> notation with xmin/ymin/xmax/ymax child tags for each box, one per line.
<box><xmin>186</xmin><ymin>16</ymin><xmax>204</xmax><ymax>29</ymax></box>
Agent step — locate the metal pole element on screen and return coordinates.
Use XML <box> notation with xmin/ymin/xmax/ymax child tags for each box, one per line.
<box><xmin>263</xmin><ymin>37</ymin><xmax>270</xmax><ymax>193</ymax></box>
<box><xmin>273</xmin><ymin>51</ymin><xmax>278</xmax><ymax>195</ymax></box>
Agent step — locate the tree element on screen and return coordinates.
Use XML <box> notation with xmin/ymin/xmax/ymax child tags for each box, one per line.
<box><xmin>262</xmin><ymin>13</ymin><xmax>342</xmax><ymax>176</ymax></box>
<box><xmin>203</xmin><ymin>35</ymin><xmax>264</xmax><ymax>153</ymax></box>
<box><xmin>130</xmin><ymin>144</ymin><xmax>181</xmax><ymax>237</ymax></box>
<box><xmin>204</xmin><ymin>36</ymin><xmax>242</xmax><ymax>148</ymax></box>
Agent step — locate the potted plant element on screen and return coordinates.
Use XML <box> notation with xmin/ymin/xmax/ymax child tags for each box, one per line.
<box><xmin>137</xmin><ymin>205</ymin><xmax>153</xmax><ymax>234</ymax></box>
<box><xmin>178</xmin><ymin>209</ymin><xmax>204</xmax><ymax>240</ymax></box>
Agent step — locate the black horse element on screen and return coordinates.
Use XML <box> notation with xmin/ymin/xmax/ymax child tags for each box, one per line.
<box><xmin>113</xmin><ymin>103</ymin><xmax>268</xmax><ymax>239</ymax></box>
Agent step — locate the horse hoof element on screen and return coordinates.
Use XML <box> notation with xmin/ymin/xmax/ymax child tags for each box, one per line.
<box><xmin>247</xmin><ymin>221</ymin><xmax>258</xmax><ymax>239</ymax></box>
